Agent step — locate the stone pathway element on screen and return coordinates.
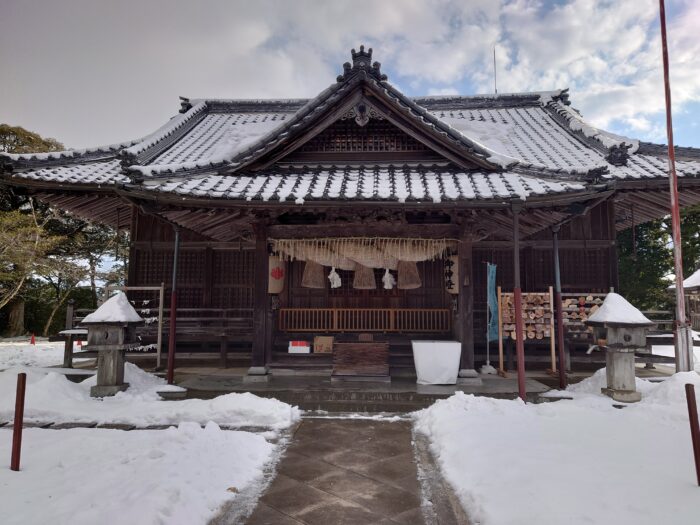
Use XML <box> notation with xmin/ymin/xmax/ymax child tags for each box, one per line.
<box><xmin>245</xmin><ymin>418</ymin><xmax>454</xmax><ymax>525</ymax></box>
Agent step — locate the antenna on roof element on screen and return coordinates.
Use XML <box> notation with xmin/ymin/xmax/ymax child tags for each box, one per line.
<box><xmin>493</xmin><ymin>46</ymin><xmax>498</xmax><ymax>95</ymax></box>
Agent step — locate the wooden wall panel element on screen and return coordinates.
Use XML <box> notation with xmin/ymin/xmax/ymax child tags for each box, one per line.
<box><xmin>529</xmin><ymin>200</ymin><xmax>614</xmax><ymax>241</ymax></box>
<box><xmin>129</xmin><ymin>246</ymin><xmax>255</xmax><ymax>309</ymax></box>
<box><xmin>133</xmin><ymin>210</ymin><xmax>209</xmax><ymax>243</ymax></box>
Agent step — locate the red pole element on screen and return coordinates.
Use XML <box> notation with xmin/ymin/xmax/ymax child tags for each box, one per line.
<box><xmin>10</xmin><ymin>373</ymin><xmax>27</xmax><ymax>472</ymax></box>
<box><xmin>514</xmin><ymin>288</ymin><xmax>527</xmax><ymax>400</ymax></box>
<box><xmin>554</xmin><ymin>291</ymin><xmax>567</xmax><ymax>389</ymax></box>
<box><xmin>685</xmin><ymin>384</ymin><xmax>700</xmax><ymax>486</ymax></box>
<box><xmin>659</xmin><ymin>0</ymin><xmax>692</xmax><ymax>372</ymax></box>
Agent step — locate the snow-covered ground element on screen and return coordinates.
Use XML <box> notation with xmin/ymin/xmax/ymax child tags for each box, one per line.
<box><xmin>0</xmin><ymin>423</ymin><xmax>274</xmax><ymax>525</ymax></box>
<box><xmin>0</xmin><ymin>339</ymin><xmax>90</xmax><ymax>369</ymax></box>
<box><xmin>0</xmin><ymin>361</ymin><xmax>299</xmax><ymax>524</ymax></box>
<box><xmin>0</xmin><ymin>363</ymin><xmax>299</xmax><ymax>429</ymax></box>
<box><xmin>415</xmin><ymin>370</ymin><xmax>700</xmax><ymax>525</ymax></box>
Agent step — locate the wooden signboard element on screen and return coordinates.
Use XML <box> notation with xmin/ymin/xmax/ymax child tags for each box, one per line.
<box><xmin>313</xmin><ymin>336</ymin><xmax>334</xmax><ymax>353</ymax></box>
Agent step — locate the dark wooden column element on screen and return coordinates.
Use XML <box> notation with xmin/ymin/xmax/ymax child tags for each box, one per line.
<box><xmin>512</xmin><ymin>204</ymin><xmax>526</xmax><ymax>400</ymax></box>
<box><xmin>250</xmin><ymin>222</ymin><xmax>270</xmax><ymax>373</ymax></box>
<box><xmin>607</xmin><ymin>199</ymin><xmax>620</xmax><ymax>291</ymax></box>
<box><xmin>127</xmin><ymin>206</ymin><xmax>138</xmax><ymax>287</ymax></box>
<box><xmin>203</xmin><ymin>247</ymin><xmax>213</xmax><ymax>308</ymax></box>
<box><xmin>457</xmin><ymin>231</ymin><xmax>477</xmax><ymax>377</ymax></box>
<box><xmin>552</xmin><ymin>225</ymin><xmax>568</xmax><ymax>389</ymax></box>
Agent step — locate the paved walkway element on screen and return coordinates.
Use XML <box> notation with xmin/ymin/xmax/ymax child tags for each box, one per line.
<box><xmin>245</xmin><ymin>418</ymin><xmax>431</xmax><ymax>524</ymax></box>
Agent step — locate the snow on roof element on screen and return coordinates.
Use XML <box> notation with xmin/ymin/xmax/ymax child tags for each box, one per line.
<box><xmin>683</xmin><ymin>269</ymin><xmax>700</xmax><ymax>289</ymax></box>
<box><xmin>140</xmin><ymin>165</ymin><xmax>587</xmax><ymax>203</ymax></box>
<box><xmin>82</xmin><ymin>292</ymin><xmax>143</xmax><ymax>324</ymax></box>
<box><xmin>548</xmin><ymin>101</ymin><xmax>639</xmax><ymax>153</ymax></box>
<box><xmin>668</xmin><ymin>268</ymin><xmax>700</xmax><ymax>290</ymax></box>
<box><xmin>587</xmin><ymin>292</ymin><xmax>653</xmax><ymax>326</ymax></box>
<box><xmin>129</xmin><ymin>115</ymin><xmax>285</xmax><ymax>177</ymax></box>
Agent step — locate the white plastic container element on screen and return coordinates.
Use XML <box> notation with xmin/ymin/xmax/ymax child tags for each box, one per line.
<box><xmin>411</xmin><ymin>340</ymin><xmax>461</xmax><ymax>385</ymax></box>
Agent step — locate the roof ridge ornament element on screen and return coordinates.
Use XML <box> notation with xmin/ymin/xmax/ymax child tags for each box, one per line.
<box><xmin>337</xmin><ymin>45</ymin><xmax>388</xmax><ymax>83</ymax></box>
<box><xmin>605</xmin><ymin>143</ymin><xmax>632</xmax><ymax>166</ymax></box>
<box><xmin>179</xmin><ymin>96</ymin><xmax>193</xmax><ymax>114</ymax></box>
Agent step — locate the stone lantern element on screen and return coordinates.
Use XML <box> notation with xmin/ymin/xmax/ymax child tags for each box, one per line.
<box><xmin>81</xmin><ymin>292</ymin><xmax>144</xmax><ymax>398</ymax></box>
<box><xmin>585</xmin><ymin>292</ymin><xmax>655</xmax><ymax>403</ymax></box>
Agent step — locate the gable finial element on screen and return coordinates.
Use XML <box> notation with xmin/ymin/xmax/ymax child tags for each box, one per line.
<box><xmin>337</xmin><ymin>45</ymin><xmax>388</xmax><ymax>83</ymax></box>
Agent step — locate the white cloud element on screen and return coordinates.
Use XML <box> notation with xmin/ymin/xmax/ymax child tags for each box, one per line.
<box><xmin>0</xmin><ymin>0</ymin><xmax>697</xmax><ymax>147</ymax></box>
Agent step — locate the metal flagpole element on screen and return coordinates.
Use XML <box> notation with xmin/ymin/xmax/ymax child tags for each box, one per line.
<box><xmin>659</xmin><ymin>0</ymin><xmax>693</xmax><ymax>372</ymax></box>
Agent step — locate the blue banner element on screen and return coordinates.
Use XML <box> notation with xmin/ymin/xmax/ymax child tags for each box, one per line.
<box><xmin>487</xmin><ymin>263</ymin><xmax>499</xmax><ymax>342</ymax></box>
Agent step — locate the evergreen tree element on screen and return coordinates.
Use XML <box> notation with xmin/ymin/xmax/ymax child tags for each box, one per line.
<box><xmin>617</xmin><ymin>219</ymin><xmax>672</xmax><ymax>310</ymax></box>
<box><xmin>0</xmin><ymin>124</ymin><xmax>126</xmax><ymax>335</ymax></box>
<box><xmin>681</xmin><ymin>205</ymin><xmax>700</xmax><ymax>275</ymax></box>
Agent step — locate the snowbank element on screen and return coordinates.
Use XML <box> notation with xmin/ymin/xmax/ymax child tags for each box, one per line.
<box><xmin>0</xmin><ymin>364</ymin><xmax>299</xmax><ymax>429</ymax></box>
<box><xmin>415</xmin><ymin>372</ymin><xmax>700</xmax><ymax>525</ymax></box>
<box><xmin>0</xmin><ymin>340</ymin><xmax>89</xmax><ymax>369</ymax></box>
<box><xmin>0</xmin><ymin>423</ymin><xmax>273</xmax><ymax>525</ymax></box>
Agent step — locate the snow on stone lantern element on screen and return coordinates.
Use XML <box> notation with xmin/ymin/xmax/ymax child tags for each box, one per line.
<box><xmin>585</xmin><ymin>293</ymin><xmax>655</xmax><ymax>403</ymax></box>
<box><xmin>81</xmin><ymin>292</ymin><xmax>143</xmax><ymax>398</ymax></box>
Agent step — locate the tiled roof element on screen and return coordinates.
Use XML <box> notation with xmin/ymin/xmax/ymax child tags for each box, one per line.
<box><xmin>139</xmin><ymin>165</ymin><xmax>587</xmax><ymax>203</ymax></box>
<box><xmin>5</xmin><ymin>159</ymin><xmax>127</xmax><ymax>186</ymax></box>
<box><xmin>608</xmin><ymin>154</ymin><xmax>700</xmax><ymax>180</ymax></box>
<box><xmin>3</xmin><ymin>49</ymin><xmax>700</xmax><ymax>203</ymax></box>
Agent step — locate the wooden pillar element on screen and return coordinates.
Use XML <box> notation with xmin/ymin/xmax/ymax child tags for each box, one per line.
<box><xmin>166</xmin><ymin>227</ymin><xmax>180</xmax><ymax>385</ymax></box>
<box><xmin>127</xmin><ymin>206</ymin><xmax>138</xmax><ymax>287</ymax></box>
<box><xmin>63</xmin><ymin>334</ymin><xmax>75</xmax><ymax>369</ymax></box>
<box><xmin>457</xmin><ymin>232</ymin><xmax>478</xmax><ymax>379</ymax></box>
<box><xmin>512</xmin><ymin>204</ymin><xmax>527</xmax><ymax>401</ymax></box>
<box><xmin>250</xmin><ymin>222</ymin><xmax>270</xmax><ymax>373</ymax></box>
<box><xmin>552</xmin><ymin>226</ymin><xmax>568</xmax><ymax>389</ymax></box>
<box><xmin>607</xmin><ymin>199</ymin><xmax>620</xmax><ymax>291</ymax></box>
<box><xmin>65</xmin><ymin>299</ymin><xmax>75</xmax><ymax>330</ymax></box>
<box><xmin>203</xmin><ymin>247</ymin><xmax>213</xmax><ymax>308</ymax></box>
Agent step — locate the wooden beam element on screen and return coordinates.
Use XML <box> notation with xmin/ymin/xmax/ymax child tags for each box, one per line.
<box><xmin>268</xmin><ymin>223</ymin><xmax>460</xmax><ymax>239</ymax></box>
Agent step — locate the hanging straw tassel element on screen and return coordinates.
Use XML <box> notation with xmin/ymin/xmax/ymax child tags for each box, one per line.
<box><xmin>397</xmin><ymin>260</ymin><xmax>421</xmax><ymax>289</ymax></box>
<box><xmin>301</xmin><ymin>261</ymin><xmax>325</xmax><ymax>289</ymax></box>
<box><xmin>328</xmin><ymin>267</ymin><xmax>342</xmax><ymax>289</ymax></box>
<box><xmin>353</xmin><ymin>264</ymin><xmax>376</xmax><ymax>290</ymax></box>
<box><xmin>382</xmin><ymin>269</ymin><xmax>396</xmax><ymax>290</ymax></box>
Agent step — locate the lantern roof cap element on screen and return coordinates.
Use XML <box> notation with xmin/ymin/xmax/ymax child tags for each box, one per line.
<box><xmin>82</xmin><ymin>292</ymin><xmax>143</xmax><ymax>324</ymax></box>
<box><xmin>586</xmin><ymin>292</ymin><xmax>655</xmax><ymax>327</ymax></box>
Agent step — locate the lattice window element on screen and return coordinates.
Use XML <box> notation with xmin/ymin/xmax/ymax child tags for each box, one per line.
<box><xmin>134</xmin><ymin>249</ymin><xmax>173</xmax><ymax>285</ymax></box>
<box><xmin>560</xmin><ymin>248</ymin><xmax>609</xmax><ymax>291</ymax></box>
<box><xmin>176</xmin><ymin>251</ymin><xmax>205</xmax><ymax>286</ymax></box>
<box><xmin>211</xmin><ymin>249</ymin><xmax>254</xmax><ymax>308</ymax></box>
<box><xmin>299</xmin><ymin>119</ymin><xmax>430</xmax><ymax>153</ymax></box>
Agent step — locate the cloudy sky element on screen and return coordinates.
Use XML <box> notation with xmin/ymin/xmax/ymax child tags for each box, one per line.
<box><xmin>1</xmin><ymin>0</ymin><xmax>698</xmax><ymax>149</ymax></box>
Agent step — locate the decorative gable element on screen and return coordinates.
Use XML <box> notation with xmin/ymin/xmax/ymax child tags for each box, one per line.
<box><xmin>283</xmin><ymin>112</ymin><xmax>442</xmax><ymax>164</ymax></box>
